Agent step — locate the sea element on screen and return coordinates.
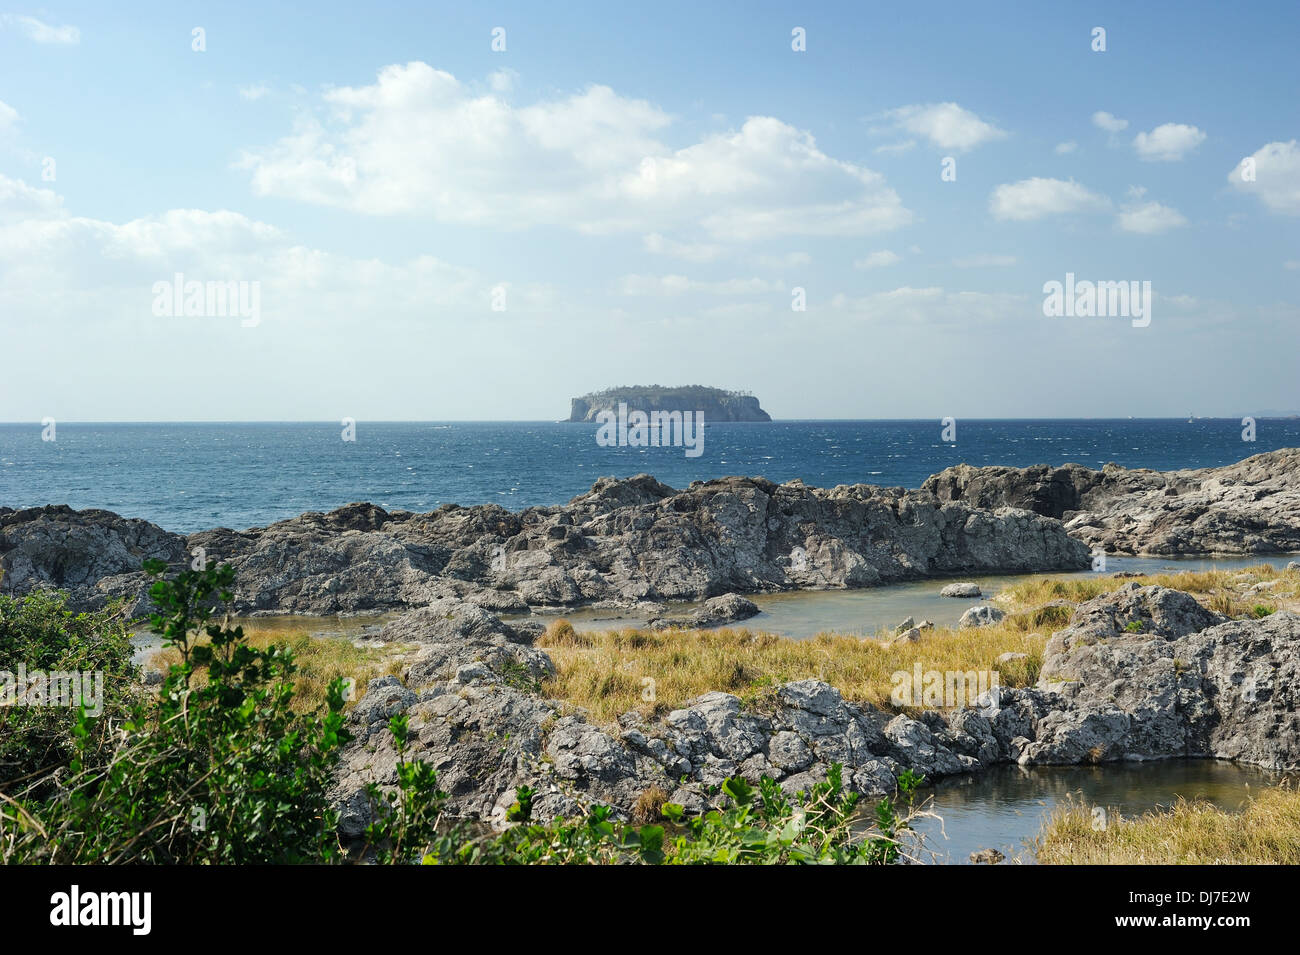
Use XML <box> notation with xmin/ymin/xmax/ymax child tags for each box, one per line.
<box><xmin>1</xmin><ymin>418</ymin><xmax>1297</xmax><ymax>533</ymax></box>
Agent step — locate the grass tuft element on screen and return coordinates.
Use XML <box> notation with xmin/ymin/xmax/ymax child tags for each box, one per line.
<box><xmin>1036</xmin><ymin>784</ymin><xmax>1300</xmax><ymax>864</ymax></box>
<box><xmin>148</xmin><ymin>624</ymin><xmax>408</xmax><ymax>712</ymax></box>
<box><xmin>538</xmin><ymin>619</ymin><xmax>1044</xmax><ymax>723</ymax></box>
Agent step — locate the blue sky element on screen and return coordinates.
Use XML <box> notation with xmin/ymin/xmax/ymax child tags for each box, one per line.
<box><xmin>1</xmin><ymin>1</ymin><xmax>1298</xmax><ymax>420</ymax></box>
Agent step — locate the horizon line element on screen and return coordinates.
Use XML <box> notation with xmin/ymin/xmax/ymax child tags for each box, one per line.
<box><xmin>2</xmin><ymin>416</ymin><xmax>1298</xmax><ymax>426</ymax></box>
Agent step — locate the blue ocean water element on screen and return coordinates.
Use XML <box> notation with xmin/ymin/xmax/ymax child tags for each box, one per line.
<box><xmin>1</xmin><ymin>419</ymin><xmax>1296</xmax><ymax>533</ymax></box>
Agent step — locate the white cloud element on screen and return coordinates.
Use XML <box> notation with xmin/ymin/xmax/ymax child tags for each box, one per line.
<box><xmin>874</xmin><ymin>140</ymin><xmax>916</xmax><ymax>155</ymax></box>
<box><xmin>239</xmin><ymin>85</ymin><xmax>270</xmax><ymax>101</ymax></box>
<box><xmin>1133</xmin><ymin>123</ymin><xmax>1206</xmax><ymax>162</ymax></box>
<box><xmin>0</xmin><ymin>98</ymin><xmax>18</xmax><ymax>132</ymax></box>
<box><xmin>1092</xmin><ymin>111</ymin><xmax>1128</xmax><ymax>134</ymax></box>
<box><xmin>643</xmin><ymin>233</ymin><xmax>722</xmax><ymax>263</ymax></box>
<box><xmin>1054</xmin><ymin>141</ymin><xmax>1078</xmax><ymax>155</ymax></box>
<box><xmin>1</xmin><ymin>14</ymin><xmax>79</xmax><ymax>44</ymax></box>
<box><xmin>952</xmin><ymin>254</ymin><xmax>1017</xmax><ymax>268</ymax></box>
<box><xmin>238</xmin><ymin>62</ymin><xmax>912</xmax><ymax>241</ymax></box>
<box><xmin>616</xmin><ymin>274</ymin><xmax>781</xmax><ymax>296</ymax></box>
<box><xmin>831</xmin><ymin>286</ymin><xmax>1029</xmax><ymax>326</ymax></box>
<box><xmin>0</xmin><ymin>173</ymin><xmax>503</xmax><ymax>326</ymax></box>
<box><xmin>880</xmin><ymin>103</ymin><xmax>1006</xmax><ymax>152</ymax></box>
<box><xmin>755</xmin><ymin>251</ymin><xmax>811</xmax><ymax>269</ymax></box>
<box><xmin>488</xmin><ymin>68</ymin><xmax>518</xmax><ymax>93</ymax></box>
<box><xmin>1117</xmin><ymin>200</ymin><xmax>1188</xmax><ymax>234</ymax></box>
<box><xmin>854</xmin><ymin>250</ymin><xmax>900</xmax><ymax>269</ymax></box>
<box><xmin>0</xmin><ymin>175</ymin><xmax>64</xmax><ymax>222</ymax></box>
<box><xmin>1228</xmin><ymin>140</ymin><xmax>1300</xmax><ymax>215</ymax></box>
<box><xmin>1285</xmin><ymin>260</ymin><xmax>1300</xmax><ymax>271</ymax></box>
<box><xmin>989</xmin><ymin>178</ymin><xmax>1110</xmax><ymax>221</ymax></box>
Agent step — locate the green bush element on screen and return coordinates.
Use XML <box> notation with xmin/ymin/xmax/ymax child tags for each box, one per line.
<box><xmin>2</xmin><ymin>562</ymin><xmax>930</xmax><ymax>866</ymax></box>
<box><xmin>1</xmin><ymin>561</ymin><xmax>351</xmax><ymax>864</ymax></box>
<box><xmin>372</xmin><ymin>755</ymin><xmax>926</xmax><ymax>865</ymax></box>
<box><xmin>0</xmin><ymin>590</ymin><xmax>139</xmax><ymax>793</ymax></box>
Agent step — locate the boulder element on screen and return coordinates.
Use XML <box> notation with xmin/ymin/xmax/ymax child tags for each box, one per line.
<box><xmin>959</xmin><ymin>605</ymin><xmax>1006</xmax><ymax>628</ymax></box>
<box><xmin>887</xmin><ymin>627</ymin><xmax>922</xmax><ymax>648</ymax></box>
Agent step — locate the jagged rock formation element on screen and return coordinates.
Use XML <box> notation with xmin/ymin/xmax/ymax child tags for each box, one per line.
<box><xmin>332</xmin><ymin>584</ymin><xmax>1300</xmax><ymax>830</ymax></box>
<box><xmin>6</xmin><ymin>450</ymin><xmax>1297</xmax><ymax>617</ymax></box>
<box><xmin>568</xmin><ymin>385</ymin><xmax>771</xmax><ymax>422</ymax></box>
<box><xmin>0</xmin><ymin>505</ymin><xmax>187</xmax><ymax>611</ymax></box>
<box><xmin>2</xmin><ymin>475</ymin><xmax>1089</xmax><ymax>614</ymax></box>
<box><xmin>922</xmin><ymin>447</ymin><xmax>1300</xmax><ymax>555</ymax></box>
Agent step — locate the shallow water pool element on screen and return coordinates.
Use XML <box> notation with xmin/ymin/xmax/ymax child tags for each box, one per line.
<box><xmin>907</xmin><ymin>759</ymin><xmax>1281</xmax><ymax>864</ymax></box>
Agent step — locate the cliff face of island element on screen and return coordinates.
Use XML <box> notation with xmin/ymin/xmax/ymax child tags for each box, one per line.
<box><xmin>568</xmin><ymin>385</ymin><xmax>771</xmax><ymax>422</ymax></box>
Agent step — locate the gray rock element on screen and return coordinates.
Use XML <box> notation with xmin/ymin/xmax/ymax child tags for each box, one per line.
<box><xmin>924</xmin><ymin>449</ymin><xmax>1300</xmax><ymax>556</ymax></box>
<box><xmin>887</xmin><ymin>627</ymin><xmax>922</xmax><ymax>647</ymax></box>
<box><xmin>941</xmin><ymin>582</ymin><xmax>982</xmax><ymax>598</ymax></box>
<box><xmin>4</xmin><ymin>472</ymin><xmax>1091</xmax><ymax>615</ymax></box>
<box><xmin>368</xmin><ymin>599</ymin><xmax>557</xmax><ymax>691</ymax></box>
<box><xmin>649</xmin><ymin>592</ymin><xmax>760</xmax><ymax>630</ymax></box>
<box><xmin>377</xmin><ymin>598</ymin><xmax>527</xmax><ymax>645</ymax></box>
<box><xmin>332</xmin><ymin>583</ymin><xmax>1300</xmax><ymax>834</ymax></box>
<box><xmin>695</xmin><ymin>593</ymin><xmax>760</xmax><ymax>625</ymax></box>
<box><xmin>959</xmin><ymin>605</ymin><xmax>1006</xmax><ymax>628</ymax></box>
<box><xmin>768</xmin><ymin>731</ymin><xmax>813</xmax><ymax>772</ymax></box>
<box><xmin>455</xmin><ymin>663</ymin><xmax>496</xmax><ymax>684</ymax></box>
<box><xmin>779</xmin><ymin>768</ymin><xmax>828</xmax><ymax>797</ymax></box>
<box><xmin>1028</xmin><ymin>586</ymin><xmax>1300</xmax><ymax>769</ymax></box>
<box><xmin>0</xmin><ymin>505</ymin><xmax>187</xmax><ymax>611</ymax></box>
<box><xmin>778</xmin><ymin>679</ymin><xmax>849</xmax><ymax>719</ymax></box>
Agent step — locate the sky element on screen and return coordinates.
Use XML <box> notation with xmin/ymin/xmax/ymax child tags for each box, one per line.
<box><xmin>0</xmin><ymin>0</ymin><xmax>1298</xmax><ymax>421</ymax></box>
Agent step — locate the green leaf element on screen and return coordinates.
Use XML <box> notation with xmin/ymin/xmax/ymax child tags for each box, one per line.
<box><xmin>721</xmin><ymin>776</ymin><xmax>754</xmax><ymax>805</ymax></box>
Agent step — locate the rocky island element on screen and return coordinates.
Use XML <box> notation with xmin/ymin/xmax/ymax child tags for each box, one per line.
<box><xmin>567</xmin><ymin>385</ymin><xmax>771</xmax><ymax>422</ymax></box>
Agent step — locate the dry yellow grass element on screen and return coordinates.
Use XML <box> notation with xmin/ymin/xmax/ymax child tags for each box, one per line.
<box><xmin>1036</xmin><ymin>784</ymin><xmax>1300</xmax><ymax>864</ymax></box>
<box><xmin>999</xmin><ymin>564</ymin><xmax>1300</xmax><ymax>619</ymax></box>
<box><xmin>146</xmin><ymin>624</ymin><xmax>409</xmax><ymax>712</ymax></box>
<box><xmin>538</xmin><ymin>565</ymin><xmax>1300</xmax><ymax>723</ymax></box>
<box><xmin>537</xmin><ymin>619</ymin><xmax>1044</xmax><ymax>723</ymax></box>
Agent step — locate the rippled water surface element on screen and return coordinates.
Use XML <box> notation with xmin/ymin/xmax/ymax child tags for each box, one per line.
<box><xmin>5</xmin><ymin>419</ymin><xmax>1298</xmax><ymax>532</ymax></box>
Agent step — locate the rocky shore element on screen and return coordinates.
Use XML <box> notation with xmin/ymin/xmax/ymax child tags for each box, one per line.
<box><xmin>4</xmin><ymin>448</ymin><xmax>1298</xmax><ymax>834</ymax></box>
<box><xmin>7</xmin><ymin>450</ymin><xmax>1297</xmax><ymax>617</ymax></box>
<box><xmin>331</xmin><ymin>581</ymin><xmax>1300</xmax><ymax>833</ymax></box>
<box><xmin>1</xmin><ymin>472</ymin><xmax>1090</xmax><ymax>615</ymax></box>
<box><xmin>5</xmin><ymin>449</ymin><xmax>1294</xmax><ymax>621</ymax></box>
<box><xmin>924</xmin><ymin>448</ymin><xmax>1300</xmax><ymax>556</ymax></box>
